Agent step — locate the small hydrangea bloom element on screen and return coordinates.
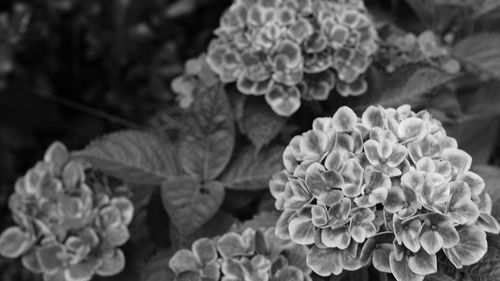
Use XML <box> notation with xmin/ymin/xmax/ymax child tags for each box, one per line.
<box><xmin>0</xmin><ymin>142</ymin><xmax>133</xmax><ymax>281</ymax></box>
<box><xmin>269</xmin><ymin>105</ymin><xmax>499</xmax><ymax>281</ymax></box>
<box><xmin>206</xmin><ymin>0</ymin><xmax>378</xmax><ymax>116</ymax></box>
<box><xmin>171</xmin><ymin>53</ymin><xmax>220</xmax><ymax>108</ymax></box>
<box><xmin>378</xmin><ymin>27</ymin><xmax>460</xmax><ymax>74</ymax></box>
<box><xmin>169</xmin><ymin>228</ymin><xmax>312</xmax><ymax>281</ymax></box>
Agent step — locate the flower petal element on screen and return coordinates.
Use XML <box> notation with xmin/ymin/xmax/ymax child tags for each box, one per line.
<box><xmin>384</xmin><ymin>186</ymin><xmax>405</xmax><ymax>213</ymax></box>
<box><xmin>373</xmin><ymin>243</ymin><xmax>393</xmax><ymax>273</ymax></box>
<box><xmin>0</xmin><ymin>226</ymin><xmax>33</xmax><ymax>258</ymax></box>
<box><xmin>362</xmin><ymin>105</ymin><xmax>386</xmax><ymax>129</ymax></box>
<box><xmin>420</xmin><ymin>229</ymin><xmax>443</xmax><ymax>255</ymax></box>
<box><xmin>306</xmin><ymin>246</ymin><xmax>343</xmax><ymax>276</ymax></box>
<box><xmin>397</xmin><ymin>118</ymin><xmax>426</xmax><ymax>142</ymax></box>
<box><xmin>389</xmin><ymin>252</ymin><xmax>425</xmax><ymax>281</ymax></box>
<box><xmin>289</xmin><ymin>216</ymin><xmax>315</xmax><ymax>245</ymax></box>
<box><xmin>169</xmin><ymin>249</ymin><xmax>201</xmax><ymax>274</ymax></box>
<box><xmin>443</xmin><ymin>226</ymin><xmax>487</xmax><ymax>269</ymax></box>
<box><xmin>408</xmin><ymin>249</ymin><xmax>437</xmax><ymax>275</ymax></box>
<box><xmin>321</xmin><ymin>226</ymin><xmax>351</xmax><ymax>249</ymax></box>
<box><xmin>441</xmin><ymin>149</ymin><xmax>472</xmax><ymax>176</ymax></box>
<box><xmin>217</xmin><ymin>232</ymin><xmax>253</xmax><ymax>259</ymax></box>
<box><xmin>300</xmin><ymin>130</ymin><xmax>328</xmax><ymax>158</ymax></box>
<box><xmin>332</xmin><ymin>106</ymin><xmax>358</xmax><ymax>132</ymax></box>
<box><xmin>96</xmin><ymin>249</ymin><xmax>126</xmax><ymax>277</ymax></box>
<box><xmin>476</xmin><ymin>213</ymin><xmax>500</xmax><ymax>234</ymax></box>
<box><xmin>459</xmin><ymin>171</ymin><xmax>485</xmax><ymax>195</ymax></box>
<box><xmin>192</xmin><ymin>238</ymin><xmax>217</xmax><ymax>264</ymax></box>
<box><xmin>364</xmin><ymin>140</ymin><xmax>381</xmax><ymax>165</ymax></box>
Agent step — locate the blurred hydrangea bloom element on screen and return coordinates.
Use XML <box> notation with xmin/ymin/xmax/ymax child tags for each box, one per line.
<box><xmin>171</xmin><ymin>53</ymin><xmax>220</xmax><ymax>108</ymax></box>
<box><xmin>378</xmin><ymin>27</ymin><xmax>460</xmax><ymax>74</ymax></box>
<box><xmin>0</xmin><ymin>142</ymin><xmax>133</xmax><ymax>281</ymax></box>
<box><xmin>269</xmin><ymin>105</ymin><xmax>499</xmax><ymax>281</ymax></box>
<box><xmin>206</xmin><ymin>0</ymin><xmax>378</xmax><ymax>116</ymax></box>
<box><xmin>0</xmin><ymin>3</ymin><xmax>30</xmax><ymax>88</ymax></box>
<box><xmin>169</xmin><ymin>227</ymin><xmax>312</xmax><ymax>281</ymax></box>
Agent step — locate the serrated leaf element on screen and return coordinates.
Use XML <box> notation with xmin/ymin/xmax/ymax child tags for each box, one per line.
<box><xmin>353</xmin><ymin>65</ymin><xmax>457</xmax><ymax>111</ymax></box>
<box><xmin>73</xmin><ymin>130</ymin><xmax>179</xmax><ymax>185</ymax></box>
<box><xmin>219</xmin><ymin>146</ymin><xmax>284</xmax><ymax>190</ymax></box>
<box><xmin>238</xmin><ymin>97</ymin><xmax>288</xmax><ymax>151</ymax></box>
<box><xmin>179</xmin><ymin>84</ymin><xmax>235</xmax><ymax>181</ymax></box>
<box><xmin>161</xmin><ymin>176</ymin><xmax>225</xmax><ymax>235</ymax></box>
<box><xmin>453</xmin><ymin>34</ymin><xmax>500</xmax><ymax>80</ymax></box>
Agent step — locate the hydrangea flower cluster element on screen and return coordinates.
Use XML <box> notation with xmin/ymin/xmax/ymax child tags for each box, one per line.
<box><xmin>169</xmin><ymin>227</ymin><xmax>311</xmax><ymax>281</ymax></box>
<box><xmin>269</xmin><ymin>105</ymin><xmax>500</xmax><ymax>281</ymax></box>
<box><xmin>378</xmin><ymin>28</ymin><xmax>460</xmax><ymax>74</ymax></box>
<box><xmin>206</xmin><ymin>0</ymin><xmax>378</xmax><ymax>116</ymax></box>
<box><xmin>171</xmin><ymin>54</ymin><xmax>219</xmax><ymax>109</ymax></box>
<box><xmin>0</xmin><ymin>142</ymin><xmax>134</xmax><ymax>281</ymax></box>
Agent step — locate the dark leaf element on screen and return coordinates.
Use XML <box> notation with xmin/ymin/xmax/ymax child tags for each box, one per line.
<box><xmin>453</xmin><ymin>34</ymin><xmax>500</xmax><ymax>81</ymax></box>
<box><xmin>424</xmin><ymin>272</ymin><xmax>455</xmax><ymax>281</ymax></box>
<box><xmin>235</xmin><ymin>211</ymin><xmax>281</xmax><ymax>232</ymax></box>
<box><xmin>445</xmin><ymin>117</ymin><xmax>498</xmax><ymax>164</ymax></box>
<box><xmin>353</xmin><ymin>65</ymin><xmax>456</xmax><ymax>111</ymax></box>
<box><xmin>238</xmin><ymin>97</ymin><xmax>288</xmax><ymax>151</ymax></box>
<box><xmin>161</xmin><ymin>176</ymin><xmax>225</xmax><ymax>235</ymax></box>
<box><xmin>141</xmin><ymin>248</ymin><xmax>177</xmax><ymax>281</ymax></box>
<box><xmin>219</xmin><ymin>146</ymin><xmax>284</xmax><ymax>190</ymax></box>
<box><xmin>473</xmin><ymin>165</ymin><xmax>500</xmax><ymax>221</ymax></box>
<box><xmin>169</xmin><ymin>211</ymin><xmax>238</xmax><ymax>248</ymax></box>
<box><xmin>179</xmin><ymin>84</ymin><xmax>235</xmax><ymax>181</ymax></box>
<box><xmin>73</xmin><ymin>130</ymin><xmax>180</xmax><ymax>185</ymax></box>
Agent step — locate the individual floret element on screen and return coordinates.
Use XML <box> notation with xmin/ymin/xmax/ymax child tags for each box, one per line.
<box><xmin>0</xmin><ymin>142</ymin><xmax>133</xmax><ymax>281</ymax></box>
<box><xmin>207</xmin><ymin>0</ymin><xmax>378</xmax><ymax>116</ymax></box>
<box><xmin>169</xmin><ymin>227</ymin><xmax>311</xmax><ymax>281</ymax></box>
<box><xmin>269</xmin><ymin>105</ymin><xmax>499</xmax><ymax>281</ymax></box>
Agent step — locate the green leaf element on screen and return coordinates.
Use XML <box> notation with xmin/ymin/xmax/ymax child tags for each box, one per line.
<box><xmin>353</xmin><ymin>65</ymin><xmax>457</xmax><ymax>111</ymax></box>
<box><xmin>161</xmin><ymin>176</ymin><xmax>225</xmax><ymax>235</ymax></box>
<box><xmin>453</xmin><ymin>34</ymin><xmax>500</xmax><ymax>81</ymax></box>
<box><xmin>179</xmin><ymin>84</ymin><xmax>235</xmax><ymax>181</ymax></box>
<box><xmin>73</xmin><ymin>130</ymin><xmax>179</xmax><ymax>185</ymax></box>
<box><xmin>219</xmin><ymin>146</ymin><xmax>284</xmax><ymax>190</ymax></box>
<box><xmin>238</xmin><ymin>97</ymin><xmax>288</xmax><ymax>151</ymax></box>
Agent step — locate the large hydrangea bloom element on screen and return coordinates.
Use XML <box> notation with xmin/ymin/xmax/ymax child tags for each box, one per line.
<box><xmin>207</xmin><ymin>0</ymin><xmax>378</xmax><ymax>116</ymax></box>
<box><xmin>0</xmin><ymin>142</ymin><xmax>133</xmax><ymax>281</ymax></box>
<box><xmin>269</xmin><ymin>105</ymin><xmax>500</xmax><ymax>281</ymax></box>
<box><xmin>169</xmin><ymin>227</ymin><xmax>311</xmax><ymax>281</ymax></box>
